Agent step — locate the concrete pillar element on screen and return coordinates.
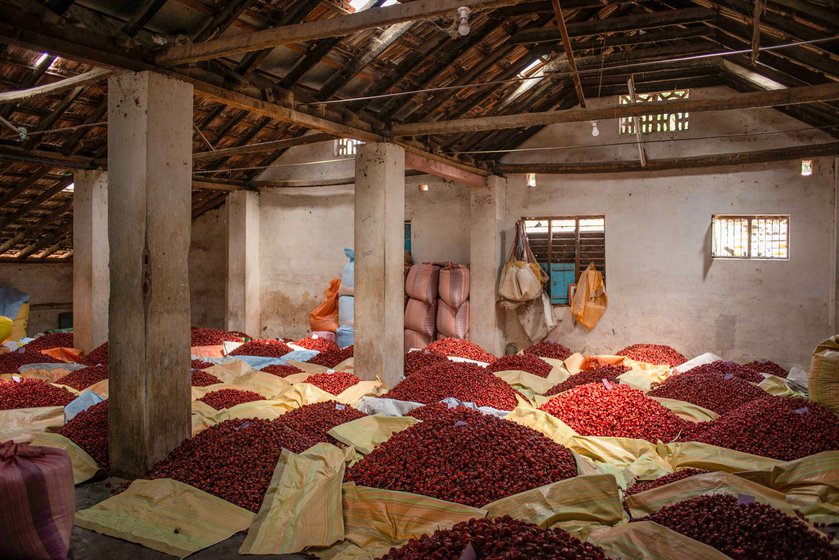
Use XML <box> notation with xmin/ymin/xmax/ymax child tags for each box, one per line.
<box><xmin>226</xmin><ymin>190</ymin><xmax>261</xmax><ymax>336</ymax></box>
<box><xmin>470</xmin><ymin>175</ymin><xmax>506</xmax><ymax>355</ymax></box>
<box><xmin>107</xmin><ymin>71</ymin><xmax>192</xmax><ymax>478</ymax></box>
<box><xmin>354</xmin><ymin>143</ymin><xmax>405</xmax><ymax>387</ymax></box>
<box><xmin>73</xmin><ymin>170</ymin><xmax>108</xmax><ymax>353</ymax></box>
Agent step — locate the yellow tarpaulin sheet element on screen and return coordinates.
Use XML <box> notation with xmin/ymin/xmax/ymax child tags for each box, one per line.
<box><xmin>211</xmin><ymin>399</ymin><xmax>298</xmax><ymax>422</ymax></box>
<box><xmin>6</xmin><ymin>366</ymin><xmax>74</xmax><ymax>382</ymax></box>
<box><xmin>312</xmin><ymin>541</ymin><xmax>373</xmax><ymax>560</ymax></box>
<box><xmin>587</xmin><ymin>521</ymin><xmax>733</xmax><ymax>560</ymax></box>
<box><xmin>484</xmin><ymin>474</ymin><xmax>625</xmax><ymax>528</ymax></box>
<box><xmin>661</xmin><ymin>441</ymin><xmax>782</xmax><ymax>473</ymax></box>
<box><xmin>240</xmin><ymin>443</ymin><xmax>352</xmax><ymax>555</ymax></box>
<box><xmin>505</xmin><ymin>404</ymin><xmax>577</xmax><ymax>447</ymax></box>
<box><xmin>328</xmin><ymin>414</ymin><xmax>419</xmax><ymax>455</ymax></box>
<box><xmin>30</xmin><ymin>432</ymin><xmax>99</xmax><ymax>484</ymax></box>
<box><xmin>625</xmin><ymin>471</ymin><xmax>799</xmax><ymax>520</ymax></box>
<box><xmin>334</xmin><ymin>379</ymin><xmax>387</xmax><ymax>407</ymax></box>
<box><xmin>87</xmin><ymin>378</ymin><xmax>108</xmax><ymax>398</ymax></box>
<box><xmin>191</xmin><ymin>407</ymin><xmax>216</xmax><ymax>436</ymax></box>
<box><xmin>333</xmin><ymin>357</ymin><xmax>354</xmax><ymax>372</ymax></box>
<box><xmin>758</xmin><ymin>374</ymin><xmax>807</xmax><ymax>397</ymax></box>
<box><xmin>204</xmin><ymin>360</ymin><xmax>256</xmax><ymax>383</ymax></box>
<box><xmin>650</xmin><ymin>397</ymin><xmax>719</xmax><ymax>422</ymax></box>
<box><xmin>0</xmin><ymin>405</ymin><xmax>64</xmax><ymax>443</ymax></box>
<box><xmin>273</xmin><ymin>383</ymin><xmax>346</xmax><ymax>410</ymax></box>
<box><xmin>229</xmin><ymin>370</ymin><xmax>291</xmax><ymax>399</ymax></box>
<box><xmin>285</xmin><ymin>359</ymin><xmax>331</xmax><ymax>375</ymax></box>
<box><xmin>74</xmin><ymin>478</ymin><xmax>255</xmax><ymax>559</ymax></box>
<box><xmin>190</xmin><ymin>383</ymin><xmax>267</xmax><ymax>402</ymax></box>
<box><xmin>342</xmin><ymin>483</ymin><xmax>486</xmax><ymax>554</ymax></box>
<box><xmin>737</xmin><ymin>451</ymin><xmax>839</xmax><ymax>525</ymax></box>
<box><xmin>492</xmin><ymin>366</ymin><xmax>569</xmax><ymax>396</ymax></box>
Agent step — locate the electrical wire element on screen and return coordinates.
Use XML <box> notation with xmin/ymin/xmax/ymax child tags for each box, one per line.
<box><xmin>300</xmin><ymin>36</ymin><xmax>838</xmax><ymax>106</ymax></box>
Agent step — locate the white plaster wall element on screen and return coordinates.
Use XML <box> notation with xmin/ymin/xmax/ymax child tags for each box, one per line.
<box><xmin>189</xmin><ymin>206</ymin><xmax>227</xmax><ymax>328</ymax></box>
<box><xmin>499</xmin><ymin>86</ymin><xmax>838</xmax><ymax>368</ymax></box>
<box><xmin>0</xmin><ymin>263</ymin><xmax>72</xmax><ymax>335</ymax></box>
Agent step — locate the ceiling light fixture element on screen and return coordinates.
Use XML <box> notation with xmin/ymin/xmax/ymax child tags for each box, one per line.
<box><xmin>590</xmin><ymin>120</ymin><xmax>600</xmax><ymax>137</ymax></box>
<box><xmin>456</xmin><ymin>6</ymin><xmax>471</xmax><ymax>36</ymax></box>
<box><xmin>418</xmin><ymin>183</ymin><xmax>429</xmax><ymax>192</ymax></box>
<box><xmin>526</xmin><ymin>173</ymin><xmax>536</xmax><ymax>188</ymax></box>
<box><xmin>34</xmin><ymin>53</ymin><xmax>51</xmax><ymax>67</ymax></box>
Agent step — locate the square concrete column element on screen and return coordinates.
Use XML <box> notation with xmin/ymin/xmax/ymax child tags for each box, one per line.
<box><xmin>226</xmin><ymin>190</ymin><xmax>260</xmax><ymax>336</ymax></box>
<box><xmin>73</xmin><ymin>170</ymin><xmax>108</xmax><ymax>353</ymax></box>
<box><xmin>107</xmin><ymin>71</ymin><xmax>192</xmax><ymax>478</ymax></box>
<box><xmin>354</xmin><ymin>143</ymin><xmax>405</xmax><ymax>387</ymax></box>
<box><xmin>470</xmin><ymin>175</ymin><xmax>505</xmax><ymax>355</ymax></box>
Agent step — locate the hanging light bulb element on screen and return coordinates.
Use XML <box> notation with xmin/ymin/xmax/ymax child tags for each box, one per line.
<box><xmin>590</xmin><ymin>120</ymin><xmax>600</xmax><ymax>137</ymax></box>
<box><xmin>457</xmin><ymin>7</ymin><xmax>471</xmax><ymax>36</ymax></box>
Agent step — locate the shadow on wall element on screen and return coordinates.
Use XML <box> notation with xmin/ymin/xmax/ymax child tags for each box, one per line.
<box><xmin>703</xmin><ymin>221</ymin><xmax>713</xmax><ymax>280</ymax></box>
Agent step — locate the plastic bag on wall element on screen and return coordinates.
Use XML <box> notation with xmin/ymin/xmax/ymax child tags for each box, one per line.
<box><xmin>570</xmin><ymin>264</ymin><xmax>607</xmax><ymax>330</ymax></box>
<box><xmin>516</xmin><ymin>292</ymin><xmax>557</xmax><ymax>343</ymax></box>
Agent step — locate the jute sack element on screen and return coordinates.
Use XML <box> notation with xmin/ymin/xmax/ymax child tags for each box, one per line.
<box><xmin>808</xmin><ymin>336</ymin><xmax>839</xmax><ymax>415</ymax></box>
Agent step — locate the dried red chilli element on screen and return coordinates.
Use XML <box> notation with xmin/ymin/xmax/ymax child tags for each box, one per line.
<box><xmin>260</xmin><ymin>364</ymin><xmax>304</xmax><ymax>378</ymax></box>
<box><xmin>55</xmin><ymin>365</ymin><xmax>108</xmax><ymax>391</ymax></box>
<box><xmin>523</xmin><ymin>340</ymin><xmax>574</xmax><ymax>361</ymax></box>
<box><xmin>81</xmin><ymin>342</ymin><xmax>108</xmax><ymax>366</ymax></box>
<box><xmin>383</xmin><ymin>362</ymin><xmax>520</xmax><ymax>410</ymax></box>
<box><xmin>616</xmin><ymin>344</ymin><xmax>686</xmax><ymax>367</ymax></box>
<box><xmin>149</xmin><ymin>418</ymin><xmax>315</xmax><ymax>512</ymax></box>
<box><xmin>681</xmin><ymin>360</ymin><xmax>763</xmax><ymax>383</ymax></box>
<box><xmin>274</xmin><ymin>401</ymin><xmax>366</xmax><ymax>445</ymax></box>
<box><xmin>190</xmin><ymin>359</ymin><xmax>214</xmax><ymax>369</ymax></box>
<box><xmin>484</xmin><ymin>353</ymin><xmax>553</xmax><ymax>378</ymax></box>
<box><xmin>191</xmin><ymin>370</ymin><xmax>222</xmax><ymax>387</ymax></box>
<box><xmin>306</xmin><ymin>349</ymin><xmax>346</xmax><ymax>368</ymax></box>
<box><xmin>338</xmin><ymin>345</ymin><xmax>354</xmax><ymax>361</ymax></box>
<box><xmin>229</xmin><ymin>339</ymin><xmax>292</xmax><ymax>358</ymax></box>
<box><xmin>683</xmin><ymin>396</ymin><xmax>839</xmax><ymax>460</ymax></box>
<box><xmin>190</xmin><ymin>328</ymin><xmax>249</xmax><ymax>346</ymax></box>
<box><xmin>0</xmin><ymin>378</ymin><xmax>76</xmax><ymax>410</ymax></box>
<box><xmin>640</xmin><ymin>494</ymin><xmax>838</xmax><ymax>560</ymax></box>
<box><xmin>540</xmin><ymin>383</ymin><xmax>689</xmax><ymax>441</ymax></box>
<box><xmin>0</xmin><ymin>350</ymin><xmax>62</xmax><ymax>372</ymax></box>
<box><xmin>743</xmin><ymin>359</ymin><xmax>789</xmax><ymax>379</ymax></box>
<box><xmin>648</xmin><ymin>369</ymin><xmax>767</xmax><ymax>414</ymax></box>
<box><xmin>59</xmin><ymin>401</ymin><xmax>109</xmax><ymax>467</ymax></box>
<box><xmin>545</xmin><ymin>365</ymin><xmax>630</xmax><ymax>396</ymax></box>
<box><xmin>403</xmin><ymin>350</ymin><xmax>448</xmax><ymax>377</ymax></box>
<box><xmin>425</xmin><ymin>337</ymin><xmax>497</xmax><ymax>363</ymax></box>
<box><xmin>624</xmin><ymin>469</ymin><xmax>709</xmax><ymax>496</ymax></box>
<box><xmin>347</xmin><ymin>406</ymin><xmax>577</xmax><ymax>507</ymax></box>
<box><xmin>293</xmin><ymin>337</ymin><xmax>340</xmax><ymax>354</ymax></box>
<box><xmin>305</xmin><ymin>371</ymin><xmax>361</xmax><ymax>395</ymax></box>
<box><xmin>378</xmin><ymin>516</ymin><xmax>608</xmax><ymax>560</ymax></box>
<box><xmin>198</xmin><ymin>388</ymin><xmax>264</xmax><ymax>410</ymax></box>
<box><xmin>20</xmin><ymin>332</ymin><xmax>75</xmax><ymax>353</ymax></box>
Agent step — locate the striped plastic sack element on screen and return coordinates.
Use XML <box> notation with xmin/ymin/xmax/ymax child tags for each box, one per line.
<box><xmin>241</xmin><ymin>443</ymin><xmax>353</xmax><ymax>555</ymax></box>
<box><xmin>404</xmin><ymin>298</ymin><xmax>437</xmax><ymax>338</ymax></box>
<box><xmin>437</xmin><ymin>263</ymin><xmax>470</xmax><ymax>309</ymax></box>
<box><xmin>403</xmin><ymin>328</ymin><xmax>431</xmax><ymax>354</ymax></box>
<box><xmin>809</xmin><ymin>336</ymin><xmax>839</xmax><ymax>414</ymax></box>
<box><xmin>404</xmin><ymin>263</ymin><xmax>441</xmax><ymax>306</ymax></box>
<box><xmin>75</xmin><ymin>478</ymin><xmax>254</xmax><ymax>558</ymax></box>
<box><xmin>436</xmin><ymin>300</ymin><xmax>469</xmax><ymax>339</ymax></box>
<box><xmin>0</xmin><ymin>441</ymin><xmax>74</xmax><ymax>560</ymax></box>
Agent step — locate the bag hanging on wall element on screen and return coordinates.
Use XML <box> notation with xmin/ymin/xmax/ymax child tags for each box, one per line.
<box><xmin>570</xmin><ymin>263</ymin><xmax>608</xmax><ymax>330</ymax></box>
<box><xmin>308</xmin><ymin>279</ymin><xmax>341</xmax><ymax>333</ymax></box>
<box><xmin>498</xmin><ymin>221</ymin><xmax>548</xmax><ymax>308</ymax></box>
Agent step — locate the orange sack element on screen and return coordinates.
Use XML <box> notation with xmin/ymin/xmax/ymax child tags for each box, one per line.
<box><xmin>309</xmin><ymin>278</ymin><xmax>341</xmax><ymax>332</ymax></box>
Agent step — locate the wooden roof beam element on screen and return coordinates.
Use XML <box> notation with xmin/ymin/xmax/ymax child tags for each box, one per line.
<box><xmin>392</xmin><ymin>82</ymin><xmax>839</xmax><ymax>137</ymax></box>
<box><xmin>0</xmin><ymin>68</ymin><xmax>110</xmax><ymax>104</ymax></box>
<box><xmin>0</xmin><ymin>197</ymin><xmax>71</xmax><ymax>254</ymax></box>
<box><xmin>0</xmin><ymin>177</ymin><xmax>72</xmax><ymax>232</ymax></box>
<box><xmin>551</xmin><ymin>0</ymin><xmax>585</xmax><ymax>107</ymax></box>
<box><xmin>192</xmin><ymin>132</ymin><xmax>334</xmax><ymax>160</ymax></box>
<box><xmin>495</xmin><ymin>142</ymin><xmax>839</xmax><ymax>174</ymax></box>
<box><xmin>157</xmin><ymin>0</ymin><xmax>530</xmax><ymax>66</ymax></box>
<box><xmin>16</xmin><ymin>220</ymin><xmax>71</xmax><ymax>260</ymax></box>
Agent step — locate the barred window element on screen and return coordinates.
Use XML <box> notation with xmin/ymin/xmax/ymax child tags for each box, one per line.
<box><xmin>335</xmin><ymin>137</ymin><xmax>364</xmax><ymax>156</ymax></box>
<box><xmin>619</xmin><ymin>89</ymin><xmax>689</xmax><ymax>135</ymax></box>
<box><xmin>711</xmin><ymin>215</ymin><xmax>789</xmax><ymax>260</ymax></box>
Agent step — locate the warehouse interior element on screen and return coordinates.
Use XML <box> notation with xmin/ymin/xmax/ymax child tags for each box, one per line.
<box><xmin>0</xmin><ymin>0</ymin><xmax>838</xmax><ymax>559</ymax></box>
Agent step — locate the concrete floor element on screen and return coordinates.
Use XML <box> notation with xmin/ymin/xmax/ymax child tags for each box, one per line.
<box><xmin>70</xmin><ymin>476</ymin><xmax>311</xmax><ymax>559</ymax></box>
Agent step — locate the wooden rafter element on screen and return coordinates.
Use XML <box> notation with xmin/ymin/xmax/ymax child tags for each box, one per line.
<box><xmin>0</xmin><ymin>67</ymin><xmax>110</xmax><ymax>103</ymax></box>
<box><xmin>0</xmin><ymin>197</ymin><xmax>71</xmax><ymax>254</ymax></box>
<box><xmin>550</xmin><ymin>0</ymin><xmax>585</xmax><ymax>108</ymax></box>
<box><xmin>193</xmin><ymin>132</ymin><xmax>334</xmax><ymax>161</ymax></box>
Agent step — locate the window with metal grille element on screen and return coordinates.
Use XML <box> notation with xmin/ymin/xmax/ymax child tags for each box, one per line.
<box><xmin>335</xmin><ymin>137</ymin><xmax>364</xmax><ymax>156</ymax></box>
<box><xmin>619</xmin><ymin>89</ymin><xmax>689</xmax><ymax>135</ymax></box>
<box><xmin>711</xmin><ymin>215</ymin><xmax>789</xmax><ymax>260</ymax></box>
<box><xmin>523</xmin><ymin>216</ymin><xmax>605</xmax><ymax>305</ymax></box>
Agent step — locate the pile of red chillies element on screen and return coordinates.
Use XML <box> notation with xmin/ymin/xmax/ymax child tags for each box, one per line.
<box><xmin>346</xmin><ymin>406</ymin><xmax>577</xmax><ymax>507</ymax></box>
<box><xmin>523</xmin><ymin>340</ymin><xmax>574</xmax><ymax>361</ymax></box>
<box><xmin>20</xmin><ymin>332</ymin><xmax>75</xmax><ymax>353</ymax></box>
<box><xmin>649</xmin><ymin>369</ymin><xmax>767</xmax><ymax>414</ymax></box>
<box><xmin>229</xmin><ymin>339</ymin><xmax>292</xmax><ymax>358</ymax></box>
<box><xmin>624</xmin><ymin>469</ymin><xmax>709</xmax><ymax>496</ymax></box>
<box><xmin>683</xmin><ymin>396</ymin><xmax>839</xmax><ymax>460</ymax></box>
<box><xmin>198</xmin><ymin>388</ymin><xmax>264</xmax><ymax>410</ymax></box>
<box><xmin>540</xmin><ymin>382</ymin><xmax>689</xmax><ymax>441</ymax></box>
<box><xmin>305</xmin><ymin>371</ymin><xmax>361</xmax><ymax>395</ymax></box>
<box><xmin>681</xmin><ymin>360</ymin><xmax>763</xmax><ymax>383</ymax></box>
<box><xmin>545</xmin><ymin>365</ymin><xmax>630</xmax><ymax>396</ymax></box>
<box><xmin>403</xmin><ymin>350</ymin><xmax>448</xmax><ymax>377</ymax></box>
<box><xmin>378</xmin><ymin>516</ymin><xmax>608</xmax><ymax>560</ymax></box>
<box><xmin>274</xmin><ymin>401</ymin><xmax>366</xmax><ymax>445</ymax></box>
<box><xmin>0</xmin><ymin>351</ymin><xmax>62</xmax><ymax>372</ymax></box>
<box><xmin>425</xmin><ymin>338</ymin><xmax>497</xmax><ymax>363</ymax></box>
<box><xmin>485</xmin><ymin>353</ymin><xmax>553</xmax><ymax>378</ymax></box>
<box><xmin>293</xmin><ymin>337</ymin><xmax>340</xmax><ymax>354</ymax></box>
<box><xmin>81</xmin><ymin>342</ymin><xmax>108</xmax><ymax>366</ymax></box>
<box><xmin>149</xmin><ymin>418</ymin><xmax>315</xmax><ymax>512</ymax></box>
<box><xmin>743</xmin><ymin>359</ymin><xmax>789</xmax><ymax>379</ymax></box>
<box><xmin>384</xmin><ymin>362</ymin><xmax>520</xmax><ymax>410</ymax></box>
<box><xmin>0</xmin><ymin>378</ymin><xmax>76</xmax><ymax>409</ymax></box>
<box><xmin>191</xmin><ymin>359</ymin><xmax>213</xmax><ymax>369</ymax></box>
<box><xmin>261</xmin><ymin>364</ymin><xmax>304</xmax><ymax>378</ymax></box>
<box><xmin>191</xmin><ymin>370</ymin><xmax>222</xmax><ymax>387</ymax></box>
<box><xmin>59</xmin><ymin>401</ymin><xmax>109</xmax><ymax>467</ymax></box>
<box><xmin>55</xmin><ymin>365</ymin><xmax>108</xmax><ymax>391</ymax></box>
<box><xmin>190</xmin><ymin>328</ymin><xmax>249</xmax><ymax>346</ymax></box>
<box><xmin>616</xmin><ymin>344</ymin><xmax>686</xmax><ymax>367</ymax></box>
<box><xmin>640</xmin><ymin>494</ymin><xmax>838</xmax><ymax>560</ymax></box>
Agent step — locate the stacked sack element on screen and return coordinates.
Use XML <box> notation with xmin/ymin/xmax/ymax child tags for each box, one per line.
<box><xmin>336</xmin><ymin>248</ymin><xmax>355</xmax><ymax>348</ymax></box>
<box><xmin>404</xmin><ymin>263</ymin><xmax>440</xmax><ymax>353</ymax></box>
<box><xmin>437</xmin><ymin>263</ymin><xmax>470</xmax><ymax>339</ymax></box>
